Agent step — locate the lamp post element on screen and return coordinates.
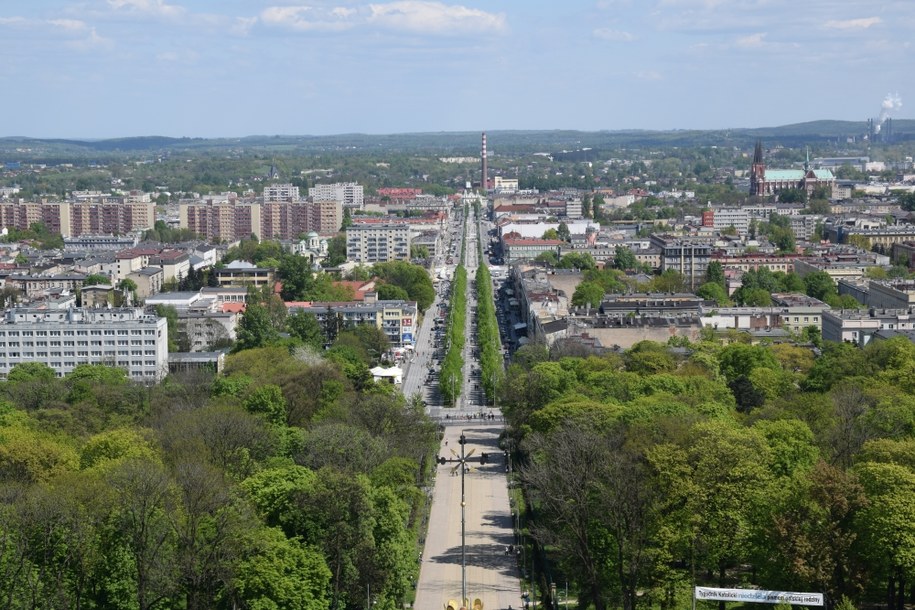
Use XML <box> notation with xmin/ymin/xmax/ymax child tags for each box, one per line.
<box><xmin>436</xmin><ymin>430</ymin><xmax>489</xmax><ymax>607</ymax></box>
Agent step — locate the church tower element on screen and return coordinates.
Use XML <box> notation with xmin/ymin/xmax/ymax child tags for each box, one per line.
<box><xmin>749</xmin><ymin>140</ymin><xmax>765</xmax><ymax>196</ymax></box>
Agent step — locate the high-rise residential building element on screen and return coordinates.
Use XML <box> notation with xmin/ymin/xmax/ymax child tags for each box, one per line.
<box><xmin>180</xmin><ymin>199</ymin><xmax>341</xmax><ymax>242</ymax></box>
<box><xmin>263</xmin><ymin>183</ymin><xmax>300</xmax><ymax>202</ymax></box>
<box><xmin>308</xmin><ymin>199</ymin><xmax>343</xmax><ymax>234</ymax></box>
<box><xmin>346</xmin><ymin>223</ymin><xmax>411</xmax><ymax>263</ymax></box>
<box><xmin>0</xmin><ymin>307</ymin><xmax>169</xmax><ymax>381</ymax></box>
<box><xmin>309</xmin><ymin>182</ymin><xmax>364</xmax><ymax>209</ymax></box>
<box><xmin>0</xmin><ymin>200</ymin><xmax>155</xmax><ymax>237</ymax></box>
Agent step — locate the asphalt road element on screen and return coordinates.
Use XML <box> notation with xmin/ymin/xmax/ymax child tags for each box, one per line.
<box><xmin>413</xmin><ymin>202</ymin><xmax>521</xmax><ymax>610</ymax></box>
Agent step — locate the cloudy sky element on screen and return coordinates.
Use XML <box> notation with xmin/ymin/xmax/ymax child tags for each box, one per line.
<box><xmin>1</xmin><ymin>0</ymin><xmax>912</xmax><ymax>138</ymax></box>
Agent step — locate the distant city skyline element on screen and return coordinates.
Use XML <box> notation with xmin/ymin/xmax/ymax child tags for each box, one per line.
<box><xmin>1</xmin><ymin>0</ymin><xmax>912</xmax><ymax>139</ymax></box>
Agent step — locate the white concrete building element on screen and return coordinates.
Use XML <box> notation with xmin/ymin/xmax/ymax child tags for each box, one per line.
<box><xmin>346</xmin><ymin>224</ymin><xmax>411</xmax><ymax>263</ymax></box>
<box><xmin>0</xmin><ymin>307</ymin><xmax>169</xmax><ymax>381</ymax></box>
<box><xmin>309</xmin><ymin>182</ymin><xmax>364</xmax><ymax>210</ymax></box>
<box><xmin>263</xmin><ymin>183</ymin><xmax>300</xmax><ymax>202</ymax></box>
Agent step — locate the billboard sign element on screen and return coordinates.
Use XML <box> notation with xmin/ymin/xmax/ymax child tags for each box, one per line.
<box><xmin>695</xmin><ymin>588</ymin><xmax>823</xmax><ymax>607</ymax></box>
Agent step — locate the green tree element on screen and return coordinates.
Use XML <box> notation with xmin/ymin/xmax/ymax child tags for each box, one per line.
<box><xmin>613</xmin><ymin>246</ymin><xmax>637</xmax><ymax>271</ymax></box>
<box><xmin>558</xmin><ymin>252</ymin><xmax>596</xmax><ymax>270</ymax></box>
<box><xmin>542</xmin><ymin>228</ymin><xmax>560</xmax><ymax>240</ymax></box>
<box><xmin>323</xmin><ymin>235</ymin><xmax>347</xmax><ymax>268</ymax></box>
<box><xmin>279</xmin><ymin>254</ymin><xmax>315</xmax><ymax>301</ymax></box>
<box><xmin>625</xmin><ymin>341</ymin><xmax>676</xmax><ymax>375</ymax></box>
<box><xmin>571</xmin><ymin>281</ymin><xmax>605</xmax><ymax>308</ymax></box>
<box><xmin>534</xmin><ymin>251</ymin><xmax>559</xmax><ymax>266</ymax></box>
<box><xmin>705</xmin><ymin>261</ymin><xmax>725</xmax><ymax>288</ymax></box>
<box><xmin>804</xmin><ymin>271</ymin><xmax>837</xmax><ymax>301</ymax></box>
<box><xmin>224</xmin><ymin>527</ymin><xmax>331</xmax><ymax>610</ymax></box>
<box><xmin>853</xmin><ymin>461</ymin><xmax>915</xmax><ymax>610</ymax></box>
<box><xmin>235</xmin><ymin>302</ymin><xmax>281</xmax><ymax>352</ymax></box>
<box><xmin>376</xmin><ymin>283</ymin><xmax>410</xmax><ymax>301</ymax></box>
<box><xmin>696</xmin><ymin>281</ymin><xmax>729</xmax><ymax>305</ymax></box>
<box><xmin>650</xmin><ymin>269</ymin><xmax>687</xmax><ymax>293</ymax></box>
<box><xmin>243</xmin><ymin>384</ymin><xmax>289</xmax><ymax>426</ymax></box>
<box><xmin>287</xmin><ymin>310</ymin><xmax>324</xmax><ymax>349</ymax></box>
<box><xmin>155</xmin><ymin>304</ymin><xmax>180</xmax><ymax>352</ymax></box>
<box><xmin>898</xmin><ymin>191</ymin><xmax>915</xmax><ymax>212</ymax></box>
<box><xmin>83</xmin><ymin>273</ymin><xmax>112</xmax><ymax>286</ymax></box>
<box><xmin>557</xmin><ymin>222</ymin><xmax>571</xmax><ymax>242</ymax></box>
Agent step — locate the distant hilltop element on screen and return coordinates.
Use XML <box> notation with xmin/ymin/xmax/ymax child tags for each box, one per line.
<box><xmin>2</xmin><ymin>119</ymin><xmax>914</xmax><ymax>158</ymax></box>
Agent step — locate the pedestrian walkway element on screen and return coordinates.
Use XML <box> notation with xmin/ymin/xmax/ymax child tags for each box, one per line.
<box><xmin>414</xmin><ymin>424</ymin><xmax>521</xmax><ymax>610</ymax></box>
<box><xmin>414</xmin><ymin>202</ymin><xmax>520</xmax><ymax>610</ymax></box>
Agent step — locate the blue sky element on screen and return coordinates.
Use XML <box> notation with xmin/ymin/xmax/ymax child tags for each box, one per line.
<box><xmin>1</xmin><ymin>0</ymin><xmax>912</xmax><ymax>138</ymax></box>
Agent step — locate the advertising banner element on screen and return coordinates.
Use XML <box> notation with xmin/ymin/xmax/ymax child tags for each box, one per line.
<box><xmin>695</xmin><ymin>587</ymin><xmax>823</xmax><ymax>607</ymax></box>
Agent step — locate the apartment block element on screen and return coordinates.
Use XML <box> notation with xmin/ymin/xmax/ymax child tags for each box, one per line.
<box><xmin>180</xmin><ymin>199</ymin><xmax>341</xmax><ymax>242</ymax></box>
<box><xmin>0</xmin><ymin>307</ymin><xmax>169</xmax><ymax>381</ymax></box>
<box><xmin>0</xmin><ymin>200</ymin><xmax>154</xmax><ymax>237</ymax></box>
<box><xmin>822</xmin><ymin>309</ymin><xmax>915</xmax><ymax>346</ymax></box>
<box><xmin>263</xmin><ymin>183</ymin><xmax>300</xmax><ymax>202</ymax></box>
<box><xmin>288</xmin><ymin>296</ymin><xmax>417</xmax><ymax>346</ymax></box>
<box><xmin>651</xmin><ymin>235</ymin><xmax>712</xmax><ymax>289</ymax></box>
<box><xmin>309</xmin><ymin>182</ymin><xmax>364</xmax><ymax>209</ymax></box>
<box><xmin>180</xmin><ymin>200</ymin><xmax>262</xmax><ymax>242</ymax></box>
<box><xmin>346</xmin><ymin>224</ymin><xmax>411</xmax><ymax>263</ymax></box>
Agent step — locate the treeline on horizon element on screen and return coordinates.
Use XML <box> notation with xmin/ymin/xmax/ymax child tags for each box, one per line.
<box><xmin>503</xmin><ymin>335</ymin><xmax>915</xmax><ymax>610</ymax></box>
<box><xmin>0</xmin><ymin>344</ymin><xmax>439</xmax><ymax>610</ymax></box>
<box><xmin>5</xmin><ymin>119</ymin><xmax>915</xmax><ymax>159</ymax></box>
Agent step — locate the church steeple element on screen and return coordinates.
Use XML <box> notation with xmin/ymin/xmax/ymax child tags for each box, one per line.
<box><xmin>804</xmin><ymin>146</ymin><xmax>810</xmax><ymax>172</ymax></box>
<box><xmin>750</xmin><ymin>140</ymin><xmax>766</xmax><ymax>196</ymax></box>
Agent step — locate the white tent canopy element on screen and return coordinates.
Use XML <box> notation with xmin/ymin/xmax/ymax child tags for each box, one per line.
<box><xmin>370</xmin><ymin>366</ymin><xmax>403</xmax><ymax>385</ymax></box>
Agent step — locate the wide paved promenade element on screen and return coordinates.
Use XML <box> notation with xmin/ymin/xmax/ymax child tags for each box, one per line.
<box><xmin>414</xmin><ymin>423</ymin><xmax>521</xmax><ymax>610</ymax></box>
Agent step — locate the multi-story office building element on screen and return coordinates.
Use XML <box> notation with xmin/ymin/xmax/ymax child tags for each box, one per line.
<box><xmin>309</xmin><ymin>182</ymin><xmax>364</xmax><ymax>209</ymax></box>
<box><xmin>0</xmin><ymin>307</ymin><xmax>169</xmax><ymax>381</ymax></box>
<box><xmin>346</xmin><ymin>223</ymin><xmax>411</xmax><ymax>263</ymax></box>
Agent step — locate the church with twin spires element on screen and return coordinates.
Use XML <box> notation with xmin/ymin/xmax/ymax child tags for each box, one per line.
<box><xmin>749</xmin><ymin>140</ymin><xmax>835</xmax><ymax>197</ymax></box>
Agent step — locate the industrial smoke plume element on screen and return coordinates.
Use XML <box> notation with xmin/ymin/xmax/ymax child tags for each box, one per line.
<box><xmin>876</xmin><ymin>92</ymin><xmax>903</xmax><ymax>133</ymax></box>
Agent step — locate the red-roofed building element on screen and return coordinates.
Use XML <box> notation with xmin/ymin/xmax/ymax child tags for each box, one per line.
<box><xmin>222</xmin><ymin>302</ymin><xmax>247</xmax><ymax>314</ymax></box>
<box><xmin>378</xmin><ymin>188</ymin><xmax>423</xmax><ymax>199</ymax></box>
<box><xmin>333</xmin><ymin>279</ymin><xmax>377</xmax><ymax>301</ymax></box>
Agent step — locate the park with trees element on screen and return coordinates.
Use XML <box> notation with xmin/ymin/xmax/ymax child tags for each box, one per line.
<box><xmin>502</xmin><ymin>333</ymin><xmax>915</xmax><ymax>610</ymax></box>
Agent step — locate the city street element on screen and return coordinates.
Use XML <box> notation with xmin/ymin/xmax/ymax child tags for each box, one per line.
<box><xmin>411</xmin><ymin>200</ymin><xmax>521</xmax><ymax>610</ymax></box>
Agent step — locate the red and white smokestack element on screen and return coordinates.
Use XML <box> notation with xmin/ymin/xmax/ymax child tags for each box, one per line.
<box><xmin>481</xmin><ymin>132</ymin><xmax>488</xmax><ymax>192</ymax></box>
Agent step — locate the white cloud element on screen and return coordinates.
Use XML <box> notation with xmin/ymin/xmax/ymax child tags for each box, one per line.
<box><xmin>368</xmin><ymin>1</ymin><xmax>505</xmax><ymax>33</ymax></box>
<box><xmin>635</xmin><ymin>69</ymin><xmax>662</xmax><ymax>80</ymax></box>
<box><xmin>735</xmin><ymin>32</ymin><xmax>766</xmax><ymax>47</ymax></box>
<box><xmin>260</xmin><ymin>6</ymin><xmax>356</xmax><ymax>32</ymax></box>
<box><xmin>231</xmin><ymin>16</ymin><xmax>258</xmax><ymax>36</ymax></box>
<box><xmin>824</xmin><ymin>17</ymin><xmax>881</xmax><ymax>30</ymax></box>
<box><xmin>49</xmin><ymin>19</ymin><xmax>88</xmax><ymax>31</ymax></box>
<box><xmin>70</xmin><ymin>27</ymin><xmax>114</xmax><ymax>50</ymax></box>
<box><xmin>593</xmin><ymin>28</ymin><xmax>634</xmax><ymax>41</ymax></box>
<box><xmin>156</xmin><ymin>49</ymin><xmax>199</xmax><ymax>63</ymax></box>
<box><xmin>0</xmin><ymin>16</ymin><xmax>29</xmax><ymax>27</ymax></box>
<box><xmin>108</xmin><ymin>0</ymin><xmax>185</xmax><ymax>18</ymax></box>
